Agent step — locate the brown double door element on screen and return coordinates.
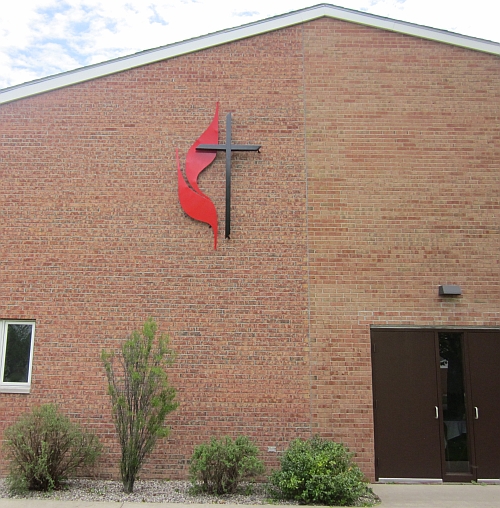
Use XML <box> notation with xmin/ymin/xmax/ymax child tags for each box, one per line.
<box><xmin>371</xmin><ymin>329</ymin><xmax>500</xmax><ymax>482</ymax></box>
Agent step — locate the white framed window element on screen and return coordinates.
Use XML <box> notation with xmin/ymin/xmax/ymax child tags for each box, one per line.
<box><xmin>0</xmin><ymin>321</ymin><xmax>35</xmax><ymax>393</ymax></box>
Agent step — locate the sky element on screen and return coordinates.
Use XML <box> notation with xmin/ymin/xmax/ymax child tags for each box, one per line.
<box><xmin>0</xmin><ymin>0</ymin><xmax>498</xmax><ymax>90</ymax></box>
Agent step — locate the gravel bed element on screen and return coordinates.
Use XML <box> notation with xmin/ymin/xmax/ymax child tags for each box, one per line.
<box><xmin>0</xmin><ymin>478</ymin><xmax>297</xmax><ymax>504</ymax></box>
<box><xmin>0</xmin><ymin>478</ymin><xmax>379</xmax><ymax>506</ymax></box>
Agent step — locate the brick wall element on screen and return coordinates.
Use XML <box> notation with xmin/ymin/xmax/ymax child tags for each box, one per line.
<box><xmin>304</xmin><ymin>19</ymin><xmax>500</xmax><ymax>479</ymax></box>
<box><xmin>0</xmin><ymin>17</ymin><xmax>499</xmax><ymax>481</ymax></box>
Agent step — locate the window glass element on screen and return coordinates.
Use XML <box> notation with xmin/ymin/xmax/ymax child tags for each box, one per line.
<box><xmin>3</xmin><ymin>323</ymin><xmax>33</xmax><ymax>383</ymax></box>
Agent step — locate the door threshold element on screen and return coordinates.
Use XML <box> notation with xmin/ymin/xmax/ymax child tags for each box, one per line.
<box><xmin>378</xmin><ymin>478</ymin><xmax>443</xmax><ymax>484</ymax></box>
<box><xmin>443</xmin><ymin>473</ymin><xmax>475</xmax><ymax>483</ymax></box>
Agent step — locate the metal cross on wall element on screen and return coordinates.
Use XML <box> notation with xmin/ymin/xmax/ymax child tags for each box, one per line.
<box><xmin>197</xmin><ymin>113</ymin><xmax>261</xmax><ymax>240</ymax></box>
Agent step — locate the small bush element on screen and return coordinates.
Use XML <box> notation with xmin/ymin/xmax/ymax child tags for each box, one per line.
<box><xmin>269</xmin><ymin>436</ymin><xmax>369</xmax><ymax>506</ymax></box>
<box><xmin>102</xmin><ymin>318</ymin><xmax>178</xmax><ymax>493</ymax></box>
<box><xmin>189</xmin><ymin>435</ymin><xmax>265</xmax><ymax>495</ymax></box>
<box><xmin>3</xmin><ymin>404</ymin><xmax>101</xmax><ymax>492</ymax></box>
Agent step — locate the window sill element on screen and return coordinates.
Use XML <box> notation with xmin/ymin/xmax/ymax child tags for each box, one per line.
<box><xmin>0</xmin><ymin>385</ymin><xmax>31</xmax><ymax>394</ymax></box>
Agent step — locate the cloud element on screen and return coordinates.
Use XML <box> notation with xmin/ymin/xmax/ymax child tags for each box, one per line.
<box><xmin>148</xmin><ymin>5</ymin><xmax>168</xmax><ymax>25</ymax></box>
<box><xmin>234</xmin><ymin>11</ymin><xmax>260</xmax><ymax>17</ymax></box>
<box><xmin>0</xmin><ymin>0</ymin><xmax>498</xmax><ymax>89</ymax></box>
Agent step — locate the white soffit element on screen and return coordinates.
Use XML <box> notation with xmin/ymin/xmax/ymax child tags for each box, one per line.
<box><xmin>1</xmin><ymin>3</ymin><xmax>499</xmax><ymax>105</ymax></box>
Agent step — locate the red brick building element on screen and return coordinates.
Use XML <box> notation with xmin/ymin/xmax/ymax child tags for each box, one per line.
<box><xmin>1</xmin><ymin>4</ymin><xmax>499</xmax><ymax>483</ymax></box>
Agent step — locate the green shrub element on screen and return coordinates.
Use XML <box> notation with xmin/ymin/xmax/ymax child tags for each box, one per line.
<box><xmin>269</xmin><ymin>436</ymin><xmax>369</xmax><ymax>506</ymax></box>
<box><xmin>3</xmin><ymin>404</ymin><xmax>101</xmax><ymax>492</ymax></box>
<box><xmin>102</xmin><ymin>318</ymin><xmax>178</xmax><ymax>493</ymax></box>
<box><xmin>189</xmin><ymin>435</ymin><xmax>265</xmax><ymax>495</ymax></box>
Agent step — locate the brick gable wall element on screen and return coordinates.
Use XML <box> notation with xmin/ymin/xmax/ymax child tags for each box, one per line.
<box><xmin>0</xmin><ymin>25</ymin><xmax>310</xmax><ymax>480</ymax></box>
<box><xmin>0</xmin><ymin>18</ymin><xmax>499</xmax><ymax>481</ymax></box>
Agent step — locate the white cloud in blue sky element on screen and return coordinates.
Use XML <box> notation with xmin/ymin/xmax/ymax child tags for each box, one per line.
<box><xmin>0</xmin><ymin>0</ymin><xmax>498</xmax><ymax>89</ymax></box>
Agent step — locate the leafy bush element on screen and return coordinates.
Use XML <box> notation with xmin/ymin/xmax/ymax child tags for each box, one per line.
<box><xmin>3</xmin><ymin>404</ymin><xmax>101</xmax><ymax>492</ymax></box>
<box><xmin>189</xmin><ymin>435</ymin><xmax>265</xmax><ymax>495</ymax></box>
<box><xmin>269</xmin><ymin>436</ymin><xmax>369</xmax><ymax>506</ymax></box>
<box><xmin>101</xmin><ymin>318</ymin><xmax>178</xmax><ymax>493</ymax></box>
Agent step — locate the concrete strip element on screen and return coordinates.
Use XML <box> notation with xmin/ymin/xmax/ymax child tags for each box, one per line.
<box><xmin>372</xmin><ymin>483</ymin><xmax>500</xmax><ymax>507</ymax></box>
<box><xmin>0</xmin><ymin>500</ymin><xmax>123</xmax><ymax>508</ymax></box>
<box><xmin>0</xmin><ymin>501</ymin><xmax>300</xmax><ymax>508</ymax></box>
<box><xmin>121</xmin><ymin>505</ymin><xmax>304</xmax><ymax>508</ymax></box>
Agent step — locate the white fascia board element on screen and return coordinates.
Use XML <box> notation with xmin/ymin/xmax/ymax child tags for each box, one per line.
<box><xmin>1</xmin><ymin>3</ymin><xmax>499</xmax><ymax>105</ymax></box>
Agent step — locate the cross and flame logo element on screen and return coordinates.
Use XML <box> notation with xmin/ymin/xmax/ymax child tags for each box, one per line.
<box><xmin>177</xmin><ymin>104</ymin><xmax>261</xmax><ymax>250</ymax></box>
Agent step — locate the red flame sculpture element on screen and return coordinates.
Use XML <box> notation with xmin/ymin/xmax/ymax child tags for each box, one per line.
<box><xmin>177</xmin><ymin>104</ymin><xmax>219</xmax><ymax>249</ymax></box>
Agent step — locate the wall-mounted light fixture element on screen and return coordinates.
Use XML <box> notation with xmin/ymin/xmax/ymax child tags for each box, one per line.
<box><xmin>438</xmin><ymin>285</ymin><xmax>462</xmax><ymax>296</ymax></box>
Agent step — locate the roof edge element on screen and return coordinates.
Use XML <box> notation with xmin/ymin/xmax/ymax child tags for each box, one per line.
<box><xmin>1</xmin><ymin>3</ymin><xmax>499</xmax><ymax>105</ymax></box>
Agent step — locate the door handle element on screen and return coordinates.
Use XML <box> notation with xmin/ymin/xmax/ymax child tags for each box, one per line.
<box><xmin>435</xmin><ymin>406</ymin><xmax>439</xmax><ymax>419</ymax></box>
<box><xmin>474</xmin><ymin>407</ymin><xmax>479</xmax><ymax>420</ymax></box>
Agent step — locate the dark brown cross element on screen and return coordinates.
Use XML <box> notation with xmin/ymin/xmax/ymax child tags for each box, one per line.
<box><xmin>197</xmin><ymin>112</ymin><xmax>261</xmax><ymax>239</ymax></box>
